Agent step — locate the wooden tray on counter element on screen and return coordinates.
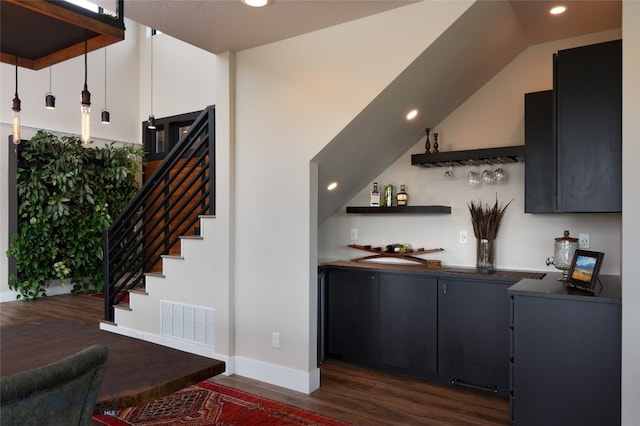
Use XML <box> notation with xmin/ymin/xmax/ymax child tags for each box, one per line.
<box><xmin>348</xmin><ymin>244</ymin><xmax>443</xmax><ymax>268</ymax></box>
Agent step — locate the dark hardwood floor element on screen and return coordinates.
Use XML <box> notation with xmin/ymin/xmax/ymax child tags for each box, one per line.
<box><xmin>0</xmin><ymin>294</ymin><xmax>510</xmax><ymax>425</ymax></box>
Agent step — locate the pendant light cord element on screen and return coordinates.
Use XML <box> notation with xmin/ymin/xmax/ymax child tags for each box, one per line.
<box><xmin>150</xmin><ymin>30</ymin><xmax>154</xmax><ymax>115</ymax></box>
<box><xmin>15</xmin><ymin>58</ymin><xmax>18</xmax><ymax>98</ymax></box>
<box><xmin>84</xmin><ymin>30</ymin><xmax>88</xmax><ymax>91</ymax></box>
<box><xmin>104</xmin><ymin>48</ymin><xmax>107</xmax><ymax>108</ymax></box>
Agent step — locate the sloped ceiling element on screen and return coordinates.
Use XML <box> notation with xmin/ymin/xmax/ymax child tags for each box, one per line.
<box><xmin>120</xmin><ymin>0</ymin><xmax>621</xmax><ymax>223</ymax></box>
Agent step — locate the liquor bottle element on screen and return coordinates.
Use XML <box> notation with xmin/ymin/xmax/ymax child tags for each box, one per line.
<box><xmin>396</xmin><ymin>184</ymin><xmax>408</xmax><ymax>206</ymax></box>
<box><xmin>384</xmin><ymin>184</ymin><xmax>394</xmax><ymax>207</ymax></box>
<box><xmin>370</xmin><ymin>182</ymin><xmax>380</xmax><ymax>206</ymax></box>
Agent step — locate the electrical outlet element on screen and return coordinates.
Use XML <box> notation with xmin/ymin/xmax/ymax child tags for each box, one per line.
<box><xmin>272</xmin><ymin>332</ymin><xmax>280</xmax><ymax>348</ymax></box>
<box><xmin>459</xmin><ymin>230</ymin><xmax>468</xmax><ymax>244</ymax></box>
<box><xmin>350</xmin><ymin>228</ymin><xmax>358</xmax><ymax>241</ymax></box>
<box><xmin>579</xmin><ymin>233</ymin><xmax>590</xmax><ymax>249</ymax></box>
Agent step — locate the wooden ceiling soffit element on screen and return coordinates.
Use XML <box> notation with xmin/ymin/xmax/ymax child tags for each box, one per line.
<box><xmin>1</xmin><ymin>0</ymin><xmax>125</xmax><ymax>70</ymax></box>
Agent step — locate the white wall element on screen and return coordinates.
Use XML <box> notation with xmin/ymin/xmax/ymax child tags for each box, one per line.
<box><xmin>137</xmin><ymin>29</ymin><xmax>217</xmax><ymax>121</ymax></box>
<box><xmin>621</xmin><ymin>1</ymin><xmax>640</xmax><ymax>423</ymax></box>
<box><xmin>0</xmin><ymin>21</ymin><xmax>217</xmax><ymax>299</ymax></box>
<box><xmin>319</xmin><ymin>29</ymin><xmax>623</xmax><ymax>276</ymax></box>
<box><xmin>0</xmin><ymin>18</ymin><xmax>140</xmax><ymax>299</ymax></box>
<box><xmin>232</xmin><ymin>1</ymin><xmax>474</xmax><ymax>392</ymax></box>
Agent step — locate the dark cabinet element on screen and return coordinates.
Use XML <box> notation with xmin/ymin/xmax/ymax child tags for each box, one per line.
<box><xmin>322</xmin><ymin>265</ymin><xmax>514</xmax><ymax>394</ymax></box>
<box><xmin>510</xmin><ymin>289</ymin><xmax>621</xmax><ymax>425</ymax></box>
<box><xmin>325</xmin><ymin>268</ymin><xmax>379</xmax><ymax>364</ymax></box>
<box><xmin>524</xmin><ymin>90</ymin><xmax>554</xmax><ymax>213</ymax></box>
<box><xmin>324</xmin><ymin>268</ymin><xmax>437</xmax><ymax>374</ymax></box>
<box><xmin>379</xmin><ymin>273</ymin><xmax>437</xmax><ymax>375</ymax></box>
<box><xmin>437</xmin><ymin>278</ymin><xmax>513</xmax><ymax>395</ymax></box>
<box><xmin>555</xmin><ymin>39</ymin><xmax>622</xmax><ymax>212</ymax></box>
<box><xmin>525</xmin><ymin>39</ymin><xmax>622</xmax><ymax>213</ymax></box>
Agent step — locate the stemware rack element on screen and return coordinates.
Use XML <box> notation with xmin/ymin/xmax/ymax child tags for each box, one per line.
<box><xmin>411</xmin><ymin>145</ymin><xmax>524</xmax><ymax>168</ymax></box>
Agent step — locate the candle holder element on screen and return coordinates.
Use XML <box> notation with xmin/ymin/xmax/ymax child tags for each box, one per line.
<box><xmin>425</xmin><ymin>128</ymin><xmax>431</xmax><ymax>153</ymax></box>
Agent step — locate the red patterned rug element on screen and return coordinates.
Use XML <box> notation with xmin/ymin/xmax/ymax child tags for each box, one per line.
<box><xmin>93</xmin><ymin>381</ymin><xmax>350</xmax><ymax>426</ymax></box>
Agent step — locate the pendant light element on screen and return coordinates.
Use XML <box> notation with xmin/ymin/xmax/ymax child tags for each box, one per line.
<box><xmin>45</xmin><ymin>67</ymin><xmax>56</xmax><ymax>109</ymax></box>
<box><xmin>81</xmin><ymin>30</ymin><xmax>91</xmax><ymax>145</ymax></box>
<box><xmin>12</xmin><ymin>58</ymin><xmax>21</xmax><ymax>144</ymax></box>
<box><xmin>147</xmin><ymin>28</ymin><xmax>156</xmax><ymax>130</ymax></box>
<box><xmin>101</xmin><ymin>48</ymin><xmax>110</xmax><ymax>124</ymax></box>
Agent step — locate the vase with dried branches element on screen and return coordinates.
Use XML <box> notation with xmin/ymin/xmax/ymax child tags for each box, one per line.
<box><xmin>468</xmin><ymin>198</ymin><xmax>513</xmax><ymax>270</ymax></box>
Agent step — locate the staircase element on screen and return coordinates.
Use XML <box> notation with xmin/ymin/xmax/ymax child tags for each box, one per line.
<box><xmin>102</xmin><ymin>215</ymin><xmax>219</xmax><ymax>357</ymax></box>
<box><xmin>102</xmin><ymin>106</ymin><xmax>215</xmax><ymax>324</ymax></box>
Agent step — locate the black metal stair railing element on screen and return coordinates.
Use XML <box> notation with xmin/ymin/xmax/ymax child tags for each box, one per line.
<box><xmin>103</xmin><ymin>106</ymin><xmax>215</xmax><ymax>322</ymax></box>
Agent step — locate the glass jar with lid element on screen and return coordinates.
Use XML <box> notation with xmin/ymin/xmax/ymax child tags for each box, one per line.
<box><xmin>546</xmin><ymin>230</ymin><xmax>579</xmax><ymax>281</ymax></box>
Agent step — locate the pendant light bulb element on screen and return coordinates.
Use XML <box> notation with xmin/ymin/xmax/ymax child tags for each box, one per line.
<box><xmin>148</xmin><ymin>115</ymin><xmax>156</xmax><ymax>130</ymax></box>
<box><xmin>101</xmin><ymin>109</ymin><xmax>110</xmax><ymax>124</ymax></box>
<box><xmin>12</xmin><ymin>95</ymin><xmax>21</xmax><ymax>144</ymax></box>
<box><xmin>12</xmin><ymin>60</ymin><xmax>21</xmax><ymax>144</ymax></box>
<box><xmin>81</xmin><ymin>85</ymin><xmax>91</xmax><ymax>144</ymax></box>
<box><xmin>80</xmin><ymin>31</ymin><xmax>91</xmax><ymax>145</ymax></box>
<box><xmin>45</xmin><ymin>67</ymin><xmax>56</xmax><ymax>109</ymax></box>
<box><xmin>101</xmin><ymin>48</ymin><xmax>110</xmax><ymax>124</ymax></box>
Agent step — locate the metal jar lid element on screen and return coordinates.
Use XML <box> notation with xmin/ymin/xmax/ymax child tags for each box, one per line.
<box><xmin>555</xmin><ymin>230</ymin><xmax>578</xmax><ymax>242</ymax></box>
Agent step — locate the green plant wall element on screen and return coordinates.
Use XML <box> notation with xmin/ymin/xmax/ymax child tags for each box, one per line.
<box><xmin>7</xmin><ymin>131</ymin><xmax>144</xmax><ymax>300</ymax></box>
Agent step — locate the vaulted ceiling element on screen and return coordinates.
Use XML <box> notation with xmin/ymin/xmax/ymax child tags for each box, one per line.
<box><xmin>120</xmin><ymin>0</ymin><xmax>621</xmax><ymax>223</ymax></box>
<box><xmin>3</xmin><ymin>0</ymin><xmax>620</xmax><ymax>222</ymax></box>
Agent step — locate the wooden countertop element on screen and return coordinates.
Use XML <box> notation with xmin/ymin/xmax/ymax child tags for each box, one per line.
<box><xmin>0</xmin><ymin>318</ymin><xmax>226</xmax><ymax>413</ymax></box>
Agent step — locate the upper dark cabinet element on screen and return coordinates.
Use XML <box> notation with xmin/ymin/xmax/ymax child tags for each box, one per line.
<box><xmin>524</xmin><ymin>90</ymin><xmax>554</xmax><ymax>213</ymax></box>
<box><xmin>525</xmin><ymin>39</ymin><xmax>622</xmax><ymax>213</ymax></box>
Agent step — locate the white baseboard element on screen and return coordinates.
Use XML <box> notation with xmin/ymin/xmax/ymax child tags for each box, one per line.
<box><xmin>234</xmin><ymin>356</ymin><xmax>320</xmax><ymax>394</ymax></box>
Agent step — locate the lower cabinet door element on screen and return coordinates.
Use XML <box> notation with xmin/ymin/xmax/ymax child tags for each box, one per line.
<box><xmin>512</xmin><ymin>295</ymin><xmax>621</xmax><ymax>425</ymax></box>
<box><xmin>379</xmin><ymin>273</ymin><xmax>437</xmax><ymax>375</ymax></box>
<box><xmin>326</xmin><ymin>268</ymin><xmax>379</xmax><ymax>363</ymax></box>
<box><xmin>437</xmin><ymin>278</ymin><xmax>512</xmax><ymax>395</ymax></box>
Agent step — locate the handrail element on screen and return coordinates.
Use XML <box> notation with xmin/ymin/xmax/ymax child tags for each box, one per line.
<box><xmin>103</xmin><ymin>106</ymin><xmax>215</xmax><ymax>321</ymax></box>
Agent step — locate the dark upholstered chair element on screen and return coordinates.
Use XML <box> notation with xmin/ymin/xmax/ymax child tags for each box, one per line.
<box><xmin>1</xmin><ymin>344</ymin><xmax>108</xmax><ymax>426</ymax></box>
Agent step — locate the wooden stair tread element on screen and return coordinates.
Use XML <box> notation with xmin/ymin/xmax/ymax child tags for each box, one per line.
<box><xmin>114</xmin><ymin>303</ymin><xmax>132</xmax><ymax>311</ymax></box>
<box><xmin>161</xmin><ymin>254</ymin><xmax>184</xmax><ymax>260</ymax></box>
<box><xmin>145</xmin><ymin>272</ymin><xmax>165</xmax><ymax>278</ymax></box>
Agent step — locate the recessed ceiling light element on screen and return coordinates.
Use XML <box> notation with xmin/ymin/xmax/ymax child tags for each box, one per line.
<box><xmin>242</xmin><ymin>0</ymin><xmax>269</xmax><ymax>7</ymax></box>
<box><xmin>406</xmin><ymin>109</ymin><xmax>418</xmax><ymax>120</ymax></box>
<box><xmin>550</xmin><ymin>5</ymin><xmax>566</xmax><ymax>15</ymax></box>
<box><xmin>327</xmin><ymin>182</ymin><xmax>338</xmax><ymax>191</ymax></box>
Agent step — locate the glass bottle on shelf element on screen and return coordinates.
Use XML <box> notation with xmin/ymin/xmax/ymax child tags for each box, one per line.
<box><xmin>370</xmin><ymin>182</ymin><xmax>380</xmax><ymax>206</ymax></box>
<box><xmin>384</xmin><ymin>184</ymin><xmax>394</xmax><ymax>207</ymax></box>
<box><xmin>396</xmin><ymin>184</ymin><xmax>408</xmax><ymax>206</ymax></box>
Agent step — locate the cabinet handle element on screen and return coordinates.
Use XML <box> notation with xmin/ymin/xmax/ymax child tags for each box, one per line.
<box><xmin>442</xmin><ymin>282</ymin><xmax>447</xmax><ymax>294</ymax></box>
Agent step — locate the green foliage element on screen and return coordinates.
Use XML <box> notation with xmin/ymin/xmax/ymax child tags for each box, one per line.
<box><xmin>6</xmin><ymin>131</ymin><xmax>144</xmax><ymax>300</ymax></box>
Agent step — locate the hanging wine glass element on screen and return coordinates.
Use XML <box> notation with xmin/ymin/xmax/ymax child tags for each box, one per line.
<box><xmin>494</xmin><ymin>158</ymin><xmax>508</xmax><ymax>184</ymax></box>
<box><xmin>467</xmin><ymin>163</ymin><xmax>481</xmax><ymax>187</ymax></box>
<box><xmin>444</xmin><ymin>162</ymin><xmax>455</xmax><ymax>178</ymax></box>
<box><xmin>482</xmin><ymin>161</ymin><xmax>496</xmax><ymax>184</ymax></box>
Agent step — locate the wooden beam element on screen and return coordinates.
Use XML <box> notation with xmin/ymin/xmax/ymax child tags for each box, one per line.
<box><xmin>1</xmin><ymin>0</ymin><xmax>124</xmax><ymax>70</ymax></box>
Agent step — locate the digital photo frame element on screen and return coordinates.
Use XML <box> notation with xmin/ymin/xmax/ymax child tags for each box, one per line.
<box><xmin>567</xmin><ymin>249</ymin><xmax>605</xmax><ymax>292</ymax></box>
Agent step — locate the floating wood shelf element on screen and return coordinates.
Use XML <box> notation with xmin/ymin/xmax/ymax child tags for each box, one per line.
<box><xmin>411</xmin><ymin>145</ymin><xmax>525</xmax><ymax>168</ymax></box>
<box><xmin>348</xmin><ymin>244</ymin><xmax>443</xmax><ymax>268</ymax></box>
<box><xmin>346</xmin><ymin>205</ymin><xmax>451</xmax><ymax>214</ymax></box>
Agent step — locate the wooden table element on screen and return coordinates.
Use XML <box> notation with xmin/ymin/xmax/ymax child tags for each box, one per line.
<box><xmin>0</xmin><ymin>317</ymin><xmax>226</xmax><ymax>413</ymax></box>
